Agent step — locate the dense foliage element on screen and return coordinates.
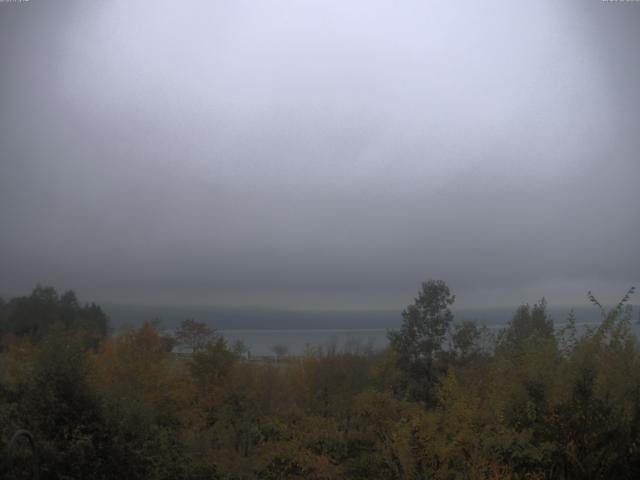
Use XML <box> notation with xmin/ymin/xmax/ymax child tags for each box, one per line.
<box><xmin>1</xmin><ymin>282</ymin><xmax>639</xmax><ymax>479</ymax></box>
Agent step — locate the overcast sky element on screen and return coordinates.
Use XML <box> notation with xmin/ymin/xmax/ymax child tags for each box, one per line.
<box><xmin>1</xmin><ymin>0</ymin><xmax>639</xmax><ymax>310</ymax></box>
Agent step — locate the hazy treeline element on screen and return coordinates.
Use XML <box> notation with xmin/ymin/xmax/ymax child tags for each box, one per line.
<box><xmin>0</xmin><ymin>282</ymin><xmax>639</xmax><ymax>479</ymax></box>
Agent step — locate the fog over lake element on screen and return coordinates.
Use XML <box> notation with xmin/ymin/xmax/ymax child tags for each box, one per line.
<box><xmin>1</xmin><ymin>0</ymin><xmax>639</xmax><ymax>313</ymax></box>
<box><xmin>110</xmin><ymin>304</ymin><xmax>625</xmax><ymax>355</ymax></box>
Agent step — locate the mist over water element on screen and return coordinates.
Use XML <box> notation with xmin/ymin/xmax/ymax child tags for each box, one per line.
<box><xmin>107</xmin><ymin>303</ymin><xmax>628</xmax><ymax>355</ymax></box>
<box><xmin>1</xmin><ymin>0</ymin><xmax>639</xmax><ymax>310</ymax></box>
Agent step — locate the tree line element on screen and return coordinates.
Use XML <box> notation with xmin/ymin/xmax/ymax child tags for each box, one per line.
<box><xmin>0</xmin><ymin>281</ymin><xmax>638</xmax><ymax>479</ymax></box>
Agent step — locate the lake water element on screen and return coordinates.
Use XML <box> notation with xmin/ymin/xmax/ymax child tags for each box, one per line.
<box><xmin>113</xmin><ymin>303</ymin><xmax>634</xmax><ymax>356</ymax></box>
<box><xmin>219</xmin><ymin>317</ymin><xmax>623</xmax><ymax>356</ymax></box>
<box><xmin>219</xmin><ymin>328</ymin><xmax>389</xmax><ymax>356</ymax></box>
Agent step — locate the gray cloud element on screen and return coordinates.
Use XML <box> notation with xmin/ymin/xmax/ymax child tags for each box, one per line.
<box><xmin>1</xmin><ymin>0</ymin><xmax>639</xmax><ymax>309</ymax></box>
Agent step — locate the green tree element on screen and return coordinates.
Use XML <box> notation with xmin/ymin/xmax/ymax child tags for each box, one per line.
<box><xmin>1</xmin><ymin>286</ymin><xmax>109</xmax><ymax>346</ymax></box>
<box><xmin>388</xmin><ymin>279</ymin><xmax>455</xmax><ymax>405</ymax></box>
<box><xmin>451</xmin><ymin>320</ymin><xmax>487</xmax><ymax>362</ymax></box>
<box><xmin>174</xmin><ymin>318</ymin><xmax>216</xmax><ymax>353</ymax></box>
<box><xmin>190</xmin><ymin>336</ymin><xmax>238</xmax><ymax>398</ymax></box>
<box><xmin>499</xmin><ymin>298</ymin><xmax>554</xmax><ymax>352</ymax></box>
<box><xmin>15</xmin><ymin>328</ymin><xmax>109</xmax><ymax>479</ymax></box>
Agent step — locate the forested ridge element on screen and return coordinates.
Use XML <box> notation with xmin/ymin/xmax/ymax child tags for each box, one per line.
<box><xmin>1</xmin><ymin>282</ymin><xmax>639</xmax><ymax>479</ymax></box>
